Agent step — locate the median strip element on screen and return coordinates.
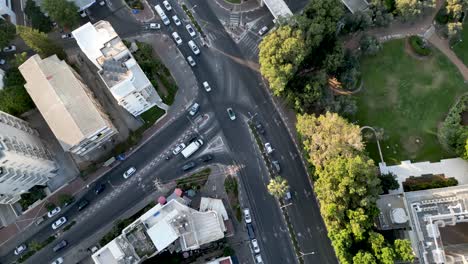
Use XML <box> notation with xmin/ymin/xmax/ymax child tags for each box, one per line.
<box><xmin>182</xmin><ymin>4</ymin><xmax>204</xmax><ymax>35</ymax></box>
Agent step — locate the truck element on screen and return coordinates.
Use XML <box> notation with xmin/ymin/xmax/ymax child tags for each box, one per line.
<box><xmin>181</xmin><ymin>139</ymin><xmax>203</xmax><ymax>158</ymax></box>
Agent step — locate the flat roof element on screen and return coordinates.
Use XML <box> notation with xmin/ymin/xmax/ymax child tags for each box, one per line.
<box><xmin>263</xmin><ymin>0</ymin><xmax>292</xmax><ymax>20</ymax></box>
<box><xmin>376</xmin><ymin>194</ymin><xmax>410</xmax><ymax>230</ymax></box>
<box><xmin>18</xmin><ymin>55</ymin><xmax>109</xmax><ymax>151</ymax></box>
<box><xmin>146</xmin><ymin>219</ymin><xmax>178</xmax><ymax>251</ymax></box>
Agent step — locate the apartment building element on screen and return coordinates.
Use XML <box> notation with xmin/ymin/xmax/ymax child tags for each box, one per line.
<box><xmin>72</xmin><ymin>21</ymin><xmax>166</xmax><ymax>117</ymax></box>
<box><xmin>19</xmin><ymin>54</ymin><xmax>117</xmax><ymax>157</ymax></box>
<box><xmin>0</xmin><ymin>0</ymin><xmax>16</xmax><ymax>24</ymax></box>
<box><xmin>0</xmin><ymin>111</ymin><xmax>57</xmax><ymax>204</ymax></box>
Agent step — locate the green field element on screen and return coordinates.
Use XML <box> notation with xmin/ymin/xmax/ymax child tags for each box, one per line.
<box><xmin>354</xmin><ymin>39</ymin><xmax>466</xmax><ymax>164</ymax></box>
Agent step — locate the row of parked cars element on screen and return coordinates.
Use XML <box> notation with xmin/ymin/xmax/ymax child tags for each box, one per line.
<box><xmin>243</xmin><ymin>208</ymin><xmax>263</xmax><ymax>263</ymax></box>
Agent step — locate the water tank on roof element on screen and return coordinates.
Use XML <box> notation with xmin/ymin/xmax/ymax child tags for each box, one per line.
<box><xmin>391</xmin><ymin>208</ymin><xmax>408</xmax><ymax>224</ymax></box>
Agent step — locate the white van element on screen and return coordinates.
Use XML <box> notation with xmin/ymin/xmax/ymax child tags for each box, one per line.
<box><xmin>155</xmin><ymin>5</ymin><xmax>170</xmax><ymax>25</ymax></box>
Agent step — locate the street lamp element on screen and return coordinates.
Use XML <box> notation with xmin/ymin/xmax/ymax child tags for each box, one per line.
<box><xmin>299</xmin><ymin>251</ymin><xmax>315</xmax><ymax>258</ymax></box>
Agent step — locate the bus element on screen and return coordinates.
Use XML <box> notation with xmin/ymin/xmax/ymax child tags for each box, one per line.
<box><xmin>154</xmin><ymin>5</ymin><xmax>170</xmax><ymax>25</ymax></box>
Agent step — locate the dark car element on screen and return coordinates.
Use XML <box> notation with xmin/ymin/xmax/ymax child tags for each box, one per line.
<box><xmin>182</xmin><ymin>162</ymin><xmax>196</xmax><ymax>171</ymax></box>
<box><xmin>256</xmin><ymin>123</ymin><xmax>265</xmax><ymax>134</ymax></box>
<box><xmin>94</xmin><ymin>183</ymin><xmax>105</xmax><ymax>195</ymax></box>
<box><xmin>53</xmin><ymin>240</ymin><xmax>68</xmax><ymax>252</ymax></box>
<box><xmin>77</xmin><ymin>199</ymin><xmax>89</xmax><ymax>211</ymax></box>
<box><xmin>246</xmin><ymin>223</ymin><xmax>255</xmax><ymax>239</ymax></box>
<box><xmin>199</xmin><ymin>155</ymin><xmax>213</xmax><ymax>162</ymax></box>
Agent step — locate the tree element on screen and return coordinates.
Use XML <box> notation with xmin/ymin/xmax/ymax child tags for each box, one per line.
<box><xmin>465</xmin><ymin>138</ymin><xmax>468</xmax><ymax>159</ymax></box>
<box><xmin>395</xmin><ymin>0</ymin><xmax>422</xmax><ymax>18</ymax></box>
<box><xmin>379</xmin><ymin>172</ymin><xmax>400</xmax><ymax>194</ymax></box>
<box><xmin>394</xmin><ymin>239</ymin><xmax>415</xmax><ymax>262</ymax></box>
<box><xmin>259</xmin><ymin>26</ymin><xmax>306</xmax><ymax>95</ymax></box>
<box><xmin>24</xmin><ymin>0</ymin><xmax>53</xmax><ymax>32</ymax></box>
<box><xmin>353</xmin><ymin>251</ymin><xmax>377</xmax><ymax>264</ymax></box>
<box><xmin>29</xmin><ymin>240</ymin><xmax>43</xmax><ymax>251</ymax></box>
<box><xmin>296</xmin><ymin>112</ymin><xmax>364</xmax><ymax>169</ymax></box>
<box><xmin>0</xmin><ymin>86</ymin><xmax>35</xmax><ymax>116</ymax></box>
<box><xmin>45</xmin><ymin>202</ymin><xmax>56</xmax><ymax>211</ymax></box>
<box><xmin>16</xmin><ymin>26</ymin><xmax>66</xmax><ymax>59</ymax></box>
<box><xmin>448</xmin><ymin>21</ymin><xmax>463</xmax><ymax>38</ymax></box>
<box><xmin>267</xmin><ymin>176</ymin><xmax>289</xmax><ymax>199</ymax></box>
<box><xmin>446</xmin><ymin>0</ymin><xmax>464</xmax><ymax>21</ymax></box>
<box><xmin>58</xmin><ymin>194</ymin><xmax>74</xmax><ymax>206</ymax></box>
<box><xmin>0</xmin><ymin>19</ymin><xmax>16</xmax><ymax>48</ymax></box>
<box><xmin>13</xmin><ymin>52</ymin><xmax>28</xmax><ymax>67</ymax></box>
<box><xmin>42</xmin><ymin>0</ymin><xmax>80</xmax><ymax>29</ymax></box>
<box><xmin>360</xmin><ymin>35</ymin><xmax>382</xmax><ymax>55</ymax></box>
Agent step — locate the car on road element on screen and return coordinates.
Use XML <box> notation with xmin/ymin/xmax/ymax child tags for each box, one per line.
<box><xmin>51</xmin><ymin>257</ymin><xmax>64</xmax><ymax>264</ymax></box>
<box><xmin>227</xmin><ymin>108</ymin><xmax>236</xmax><ymax>120</ymax></box>
<box><xmin>78</xmin><ymin>199</ymin><xmax>89</xmax><ymax>211</ymax></box>
<box><xmin>243</xmin><ymin>208</ymin><xmax>252</xmax><ymax>223</ymax></box>
<box><xmin>172</xmin><ymin>143</ymin><xmax>186</xmax><ymax>155</ymax></box>
<box><xmin>272</xmin><ymin>160</ymin><xmax>280</xmax><ymax>173</ymax></box>
<box><xmin>186</xmin><ymin>24</ymin><xmax>196</xmax><ymax>37</ymax></box>
<box><xmin>256</xmin><ymin>123</ymin><xmax>265</xmax><ymax>134</ymax></box>
<box><xmin>251</xmin><ymin>239</ymin><xmax>260</xmax><ymax>253</ymax></box>
<box><xmin>203</xmin><ymin>81</ymin><xmax>211</xmax><ymax>92</ymax></box>
<box><xmin>182</xmin><ymin>161</ymin><xmax>196</xmax><ymax>171</ymax></box>
<box><xmin>172</xmin><ymin>15</ymin><xmax>181</xmax><ymax>26</ymax></box>
<box><xmin>14</xmin><ymin>244</ymin><xmax>27</xmax><ymax>255</ymax></box>
<box><xmin>189</xmin><ymin>103</ymin><xmax>200</xmax><ymax>116</ymax></box>
<box><xmin>199</xmin><ymin>154</ymin><xmax>213</xmax><ymax>162</ymax></box>
<box><xmin>258</xmin><ymin>26</ymin><xmax>269</xmax><ymax>36</ymax></box>
<box><xmin>172</xmin><ymin>32</ymin><xmax>182</xmax><ymax>45</ymax></box>
<box><xmin>3</xmin><ymin>45</ymin><xmax>16</xmax><ymax>52</ymax></box>
<box><xmin>246</xmin><ymin>223</ymin><xmax>255</xmax><ymax>239</ymax></box>
<box><xmin>255</xmin><ymin>254</ymin><xmax>264</xmax><ymax>263</ymax></box>
<box><xmin>94</xmin><ymin>183</ymin><xmax>105</xmax><ymax>195</ymax></box>
<box><xmin>188</xmin><ymin>40</ymin><xmax>200</xmax><ymax>55</ymax></box>
<box><xmin>61</xmin><ymin>33</ymin><xmax>73</xmax><ymax>39</ymax></box>
<box><xmin>53</xmin><ymin>240</ymin><xmax>68</xmax><ymax>252</ymax></box>
<box><xmin>149</xmin><ymin>23</ymin><xmax>161</xmax><ymax>29</ymax></box>
<box><xmin>47</xmin><ymin>206</ymin><xmax>61</xmax><ymax>218</ymax></box>
<box><xmin>123</xmin><ymin>167</ymin><xmax>137</xmax><ymax>179</ymax></box>
<box><xmin>162</xmin><ymin>0</ymin><xmax>172</xmax><ymax>11</ymax></box>
<box><xmin>264</xmin><ymin>142</ymin><xmax>273</xmax><ymax>154</ymax></box>
<box><xmin>52</xmin><ymin>216</ymin><xmax>67</xmax><ymax>230</ymax></box>
<box><xmin>187</xmin><ymin>56</ymin><xmax>196</xmax><ymax>67</ymax></box>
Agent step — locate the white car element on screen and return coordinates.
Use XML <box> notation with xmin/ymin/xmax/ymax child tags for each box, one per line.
<box><xmin>52</xmin><ymin>216</ymin><xmax>67</xmax><ymax>230</ymax></box>
<box><xmin>0</xmin><ymin>59</ymin><xmax>5</xmax><ymax>65</ymax></box>
<box><xmin>3</xmin><ymin>45</ymin><xmax>16</xmax><ymax>52</ymax></box>
<box><xmin>14</xmin><ymin>244</ymin><xmax>27</xmax><ymax>255</ymax></box>
<box><xmin>258</xmin><ymin>26</ymin><xmax>269</xmax><ymax>36</ymax></box>
<box><xmin>187</xmin><ymin>56</ymin><xmax>196</xmax><ymax>67</ymax></box>
<box><xmin>243</xmin><ymin>208</ymin><xmax>252</xmax><ymax>223</ymax></box>
<box><xmin>264</xmin><ymin>143</ymin><xmax>273</xmax><ymax>154</ymax></box>
<box><xmin>47</xmin><ymin>206</ymin><xmax>61</xmax><ymax>218</ymax></box>
<box><xmin>227</xmin><ymin>108</ymin><xmax>236</xmax><ymax>121</ymax></box>
<box><xmin>123</xmin><ymin>167</ymin><xmax>136</xmax><ymax>179</ymax></box>
<box><xmin>172</xmin><ymin>15</ymin><xmax>181</xmax><ymax>26</ymax></box>
<box><xmin>203</xmin><ymin>81</ymin><xmax>211</xmax><ymax>92</ymax></box>
<box><xmin>188</xmin><ymin>40</ymin><xmax>200</xmax><ymax>55</ymax></box>
<box><xmin>172</xmin><ymin>143</ymin><xmax>186</xmax><ymax>155</ymax></box>
<box><xmin>172</xmin><ymin>32</ymin><xmax>182</xmax><ymax>45</ymax></box>
<box><xmin>162</xmin><ymin>0</ymin><xmax>172</xmax><ymax>11</ymax></box>
<box><xmin>51</xmin><ymin>257</ymin><xmax>64</xmax><ymax>264</ymax></box>
<box><xmin>98</xmin><ymin>0</ymin><xmax>105</xmax><ymax>6</ymax></box>
<box><xmin>149</xmin><ymin>23</ymin><xmax>161</xmax><ymax>29</ymax></box>
<box><xmin>255</xmin><ymin>254</ymin><xmax>263</xmax><ymax>263</ymax></box>
<box><xmin>189</xmin><ymin>103</ymin><xmax>200</xmax><ymax>116</ymax></box>
<box><xmin>251</xmin><ymin>239</ymin><xmax>260</xmax><ymax>254</ymax></box>
<box><xmin>185</xmin><ymin>24</ymin><xmax>196</xmax><ymax>37</ymax></box>
<box><xmin>61</xmin><ymin>33</ymin><xmax>73</xmax><ymax>39</ymax></box>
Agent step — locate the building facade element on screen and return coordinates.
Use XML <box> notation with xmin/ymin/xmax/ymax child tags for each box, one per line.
<box><xmin>0</xmin><ymin>111</ymin><xmax>57</xmax><ymax>204</ymax></box>
<box><xmin>72</xmin><ymin>21</ymin><xmax>166</xmax><ymax>117</ymax></box>
<box><xmin>19</xmin><ymin>54</ymin><xmax>117</xmax><ymax>157</ymax></box>
<box><xmin>0</xmin><ymin>0</ymin><xmax>16</xmax><ymax>24</ymax></box>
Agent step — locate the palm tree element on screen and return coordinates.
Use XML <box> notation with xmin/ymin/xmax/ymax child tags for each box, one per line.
<box><xmin>267</xmin><ymin>176</ymin><xmax>289</xmax><ymax>199</ymax></box>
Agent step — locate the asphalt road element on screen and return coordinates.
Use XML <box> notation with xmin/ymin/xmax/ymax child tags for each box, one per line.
<box><xmin>0</xmin><ymin>0</ymin><xmax>336</xmax><ymax>263</ymax></box>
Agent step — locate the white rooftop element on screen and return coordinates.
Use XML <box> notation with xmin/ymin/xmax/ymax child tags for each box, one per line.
<box><xmin>200</xmin><ymin>197</ymin><xmax>229</xmax><ymax>221</ymax></box>
<box><xmin>92</xmin><ymin>239</ymin><xmax>124</xmax><ymax>264</ymax></box>
<box><xmin>262</xmin><ymin>0</ymin><xmax>292</xmax><ymax>20</ymax></box>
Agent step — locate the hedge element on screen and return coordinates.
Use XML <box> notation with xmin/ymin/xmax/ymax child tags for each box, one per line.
<box><xmin>409</xmin><ymin>36</ymin><xmax>432</xmax><ymax>56</ymax></box>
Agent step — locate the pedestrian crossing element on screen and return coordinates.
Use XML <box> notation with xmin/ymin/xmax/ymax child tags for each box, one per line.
<box><xmin>230</xmin><ymin>12</ymin><xmax>240</xmax><ymax>27</ymax></box>
<box><xmin>238</xmin><ymin>31</ymin><xmax>261</xmax><ymax>58</ymax></box>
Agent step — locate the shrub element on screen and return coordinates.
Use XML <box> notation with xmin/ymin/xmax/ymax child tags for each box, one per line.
<box><xmin>409</xmin><ymin>36</ymin><xmax>432</xmax><ymax>56</ymax></box>
<box><xmin>440</xmin><ymin>94</ymin><xmax>468</xmax><ymax>157</ymax></box>
<box><xmin>58</xmin><ymin>194</ymin><xmax>74</xmax><ymax>206</ymax></box>
<box><xmin>403</xmin><ymin>175</ymin><xmax>458</xmax><ymax>191</ymax></box>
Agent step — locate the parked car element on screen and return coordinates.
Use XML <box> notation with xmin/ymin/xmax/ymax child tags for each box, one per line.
<box><xmin>272</xmin><ymin>160</ymin><xmax>280</xmax><ymax>173</ymax></box>
<box><xmin>171</xmin><ymin>32</ymin><xmax>182</xmax><ymax>45</ymax></box>
<box><xmin>53</xmin><ymin>240</ymin><xmax>68</xmax><ymax>252</ymax></box>
<box><xmin>251</xmin><ymin>239</ymin><xmax>260</xmax><ymax>254</ymax></box>
<box><xmin>203</xmin><ymin>81</ymin><xmax>211</xmax><ymax>92</ymax></box>
<box><xmin>0</xmin><ymin>58</ymin><xmax>5</xmax><ymax>65</ymax></box>
<box><xmin>14</xmin><ymin>244</ymin><xmax>27</xmax><ymax>255</ymax></box>
<box><xmin>35</xmin><ymin>216</ymin><xmax>46</xmax><ymax>226</ymax></box>
<box><xmin>77</xmin><ymin>199</ymin><xmax>89</xmax><ymax>211</ymax></box>
<box><xmin>123</xmin><ymin>167</ymin><xmax>137</xmax><ymax>179</ymax></box>
<box><xmin>255</xmin><ymin>254</ymin><xmax>263</xmax><ymax>263</ymax></box>
<box><xmin>199</xmin><ymin>154</ymin><xmax>213</xmax><ymax>162</ymax></box>
<box><xmin>94</xmin><ymin>183</ymin><xmax>105</xmax><ymax>195</ymax></box>
<box><xmin>3</xmin><ymin>45</ymin><xmax>16</xmax><ymax>52</ymax></box>
<box><xmin>98</xmin><ymin>0</ymin><xmax>106</xmax><ymax>6</ymax></box>
<box><xmin>189</xmin><ymin>103</ymin><xmax>200</xmax><ymax>116</ymax></box>
<box><xmin>162</xmin><ymin>0</ymin><xmax>172</xmax><ymax>11</ymax></box>
<box><xmin>51</xmin><ymin>257</ymin><xmax>64</xmax><ymax>264</ymax></box>
<box><xmin>47</xmin><ymin>207</ymin><xmax>61</xmax><ymax>218</ymax></box>
<box><xmin>227</xmin><ymin>108</ymin><xmax>236</xmax><ymax>120</ymax></box>
<box><xmin>256</xmin><ymin>123</ymin><xmax>265</xmax><ymax>134</ymax></box>
<box><xmin>172</xmin><ymin>143</ymin><xmax>186</xmax><ymax>155</ymax></box>
<box><xmin>264</xmin><ymin>142</ymin><xmax>273</xmax><ymax>154</ymax></box>
<box><xmin>188</xmin><ymin>40</ymin><xmax>200</xmax><ymax>55</ymax></box>
<box><xmin>61</xmin><ymin>33</ymin><xmax>73</xmax><ymax>39</ymax></box>
<box><xmin>186</xmin><ymin>24</ymin><xmax>196</xmax><ymax>37</ymax></box>
<box><xmin>52</xmin><ymin>217</ymin><xmax>67</xmax><ymax>230</ymax></box>
<box><xmin>182</xmin><ymin>161</ymin><xmax>196</xmax><ymax>171</ymax></box>
<box><xmin>258</xmin><ymin>26</ymin><xmax>269</xmax><ymax>36</ymax></box>
<box><xmin>149</xmin><ymin>23</ymin><xmax>161</xmax><ymax>29</ymax></box>
<box><xmin>243</xmin><ymin>208</ymin><xmax>252</xmax><ymax>223</ymax></box>
<box><xmin>187</xmin><ymin>56</ymin><xmax>196</xmax><ymax>67</ymax></box>
<box><xmin>172</xmin><ymin>15</ymin><xmax>181</xmax><ymax>26</ymax></box>
<box><xmin>246</xmin><ymin>223</ymin><xmax>255</xmax><ymax>239</ymax></box>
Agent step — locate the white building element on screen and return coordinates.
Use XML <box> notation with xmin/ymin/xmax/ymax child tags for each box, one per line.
<box><xmin>0</xmin><ymin>111</ymin><xmax>57</xmax><ymax>204</ymax></box>
<box><xmin>72</xmin><ymin>21</ymin><xmax>167</xmax><ymax>117</ymax></box>
<box><xmin>0</xmin><ymin>0</ymin><xmax>16</xmax><ymax>25</ymax></box>
<box><xmin>19</xmin><ymin>54</ymin><xmax>117</xmax><ymax>157</ymax></box>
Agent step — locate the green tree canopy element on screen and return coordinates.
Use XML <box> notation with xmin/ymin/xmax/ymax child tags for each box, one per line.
<box><xmin>42</xmin><ymin>0</ymin><xmax>80</xmax><ymax>29</ymax></box>
<box><xmin>353</xmin><ymin>251</ymin><xmax>377</xmax><ymax>264</ymax></box>
<box><xmin>24</xmin><ymin>0</ymin><xmax>53</xmax><ymax>33</ymax></box>
<box><xmin>17</xmin><ymin>26</ymin><xmax>66</xmax><ymax>59</ymax></box>
<box><xmin>0</xmin><ymin>19</ymin><xmax>16</xmax><ymax>48</ymax></box>
<box><xmin>267</xmin><ymin>176</ymin><xmax>289</xmax><ymax>199</ymax></box>
<box><xmin>394</xmin><ymin>239</ymin><xmax>415</xmax><ymax>262</ymax></box>
<box><xmin>379</xmin><ymin>172</ymin><xmax>400</xmax><ymax>194</ymax></box>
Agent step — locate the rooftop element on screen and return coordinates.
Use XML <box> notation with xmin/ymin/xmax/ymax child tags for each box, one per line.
<box><xmin>262</xmin><ymin>0</ymin><xmax>292</xmax><ymax>20</ymax></box>
<box><xmin>18</xmin><ymin>54</ymin><xmax>110</xmax><ymax>151</ymax></box>
<box><xmin>376</xmin><ymin>193</ymin><xmax>410</xmax><ymax>230</ymax></box>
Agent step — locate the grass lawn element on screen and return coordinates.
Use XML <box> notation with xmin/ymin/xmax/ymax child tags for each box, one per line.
<box><xmin>354</xmin><ymin>39</ymin><xmax>467</xmax><ymax>164</ymax></box>
<box><xmin>453</xmin><ymin>20</ymin><xmax>468</xmax><ymax>66</ymax></box>
<box><xmin>140</xmin><ymin>106</ymin><xmax>166</xmax><ymax>129</ymax></box>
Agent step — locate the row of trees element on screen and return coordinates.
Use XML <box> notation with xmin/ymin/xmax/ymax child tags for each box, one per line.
<box><xmin>440</xmin><ymin>94</ymin><xmax>468</xmax><ymax>159</ymax></box>
<box><xmin>296</xmin><ymin>112</ymin><xmax>414</xmax><ymax>264</ymax></box>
